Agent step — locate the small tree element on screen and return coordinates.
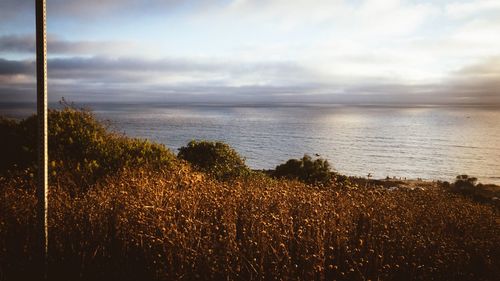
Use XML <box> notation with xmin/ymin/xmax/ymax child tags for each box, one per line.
<box><xmin>273</xmin><ymin>154</ymin><xmax>333</xmax><ymax>185</ymax></box>
<box><xmin>177</xmin><ymin>140</ymin><xmax>249</xmax><ymax>180</ymax></box>
<box><xmin>453</xmin><ymin>174</ymin><xmax>478</xmax><ymax>195</ymax></box>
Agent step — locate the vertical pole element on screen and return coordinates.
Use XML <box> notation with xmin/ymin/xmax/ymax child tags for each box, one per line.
<box><xmin>36</xmin><ymin>0</ymin><xmax>48</xmax><ymax>278</ymax></box>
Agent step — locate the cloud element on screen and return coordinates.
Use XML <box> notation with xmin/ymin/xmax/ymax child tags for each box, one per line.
<box><xmin>1</xmin><ymin>54</ymin><xmax>499</xmax><ymax>105</ymax></box>
<box><xmin>0</xmin><ymin>35</ymin><xmax>34</xmax><ymax>53</ymax></box>
<box><xmin>0</xmin><ymin>58</ymin><xmax>34</xmax><ymax>75</ymax></box>
<box><xmin>52</xmin><ymin>0</ymin><xmax>182</xmax><ymax>15</ymax></box>
<box><xmin>445</xmin><ymin>56</ymin><xmax>500</xmax><ymax>102</ymax></box>
<box><xmin>39</xmin><ymin>56</ymin><xmax>313</xmax><ymax>87</ymax></box>
<box><xmin>455</xmin><ymin>56</ymin><xmax>500</xmax><ymax>77</ymax></box>
<box><xmin>0</xmin><ymin>0</ymin><xmax>185</xmax><ymax>20</ymax></box>
<box><xmin>446</xmin><ymin>0</ymin><xmax>500</xmax><ymax>19</ymax></box>
<box><xmin>199</xmin><ymin>0</ymin><xmax>437</xmax><ymax>37</ymax></box>
<box><xmin>0</xmin><ymin>55</ymin><xmax>318</xmax><ymax>102</ymax></box>
<box><xmin>0</xmin><ymin>1</ymin><xmax>32</xmax><ymax>20</ymax></box>
<box><xmin>0</xmin><ymin>34</ymin><xmax>133</xmax><ymax>56</ymax></box>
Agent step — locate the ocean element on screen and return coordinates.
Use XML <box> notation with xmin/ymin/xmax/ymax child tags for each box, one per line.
<box><xmin>2</xmin><ymin>103</ymin><xmax>500</xmax><ymax>184</ymax></box>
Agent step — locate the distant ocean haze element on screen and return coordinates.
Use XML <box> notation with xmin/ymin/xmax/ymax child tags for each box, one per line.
<box><xmin>2</xmin><ymin>103</ymin><xmax>500</xmax><ymax>184</ymax></box>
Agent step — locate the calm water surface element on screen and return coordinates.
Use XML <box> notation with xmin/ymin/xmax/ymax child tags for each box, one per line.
<box><xmin>2</xmin><ymin>103</ymin><xmax>500</xmax><ymax>184</ymax></box>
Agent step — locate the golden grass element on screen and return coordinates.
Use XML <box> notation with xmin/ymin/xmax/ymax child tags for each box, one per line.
<box><xmin>1</xmin><ymin>167</ymin><xmax>499</xmax><ymax>281</ymax></box>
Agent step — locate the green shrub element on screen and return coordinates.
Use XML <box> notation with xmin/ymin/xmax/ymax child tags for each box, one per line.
<box><xmin>273</xmin><ymin>154</ymin><xmax>334</xmax><ymax>185</ymax></box>
<box><xmin>177</xmin><ymin>140</ymin><xmax>249</xmax><ymax>180</ymax></box>
<box><xmin>0</xmin><ymin>105</ymin><xmax>177</xmax><ymax>189</ymax></box>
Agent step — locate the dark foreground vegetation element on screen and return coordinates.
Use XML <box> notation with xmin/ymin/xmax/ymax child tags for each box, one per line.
<box><xmin>1</xmin><ymin>106</ymin><xmax>499</xmax><ymax>281</ymax></box>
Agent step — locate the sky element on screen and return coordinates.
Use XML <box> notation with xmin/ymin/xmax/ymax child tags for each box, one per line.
<box><xmin>0</xmin><ymin>0</ymin><xmax>499</xmax><ymax>105</ymax></box>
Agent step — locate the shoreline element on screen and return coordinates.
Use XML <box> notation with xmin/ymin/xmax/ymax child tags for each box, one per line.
<box><xmin>256</xmin><ymin>168</ymin><xmax>500</xmax><ymax>207</ymax></box>
<box><xmin>350</xmin><ymin>176</ymin><xmax>500</xmax><ymax>208</ymax></box>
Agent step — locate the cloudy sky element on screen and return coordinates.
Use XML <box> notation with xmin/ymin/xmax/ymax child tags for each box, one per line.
<box><xmin>0</xmin><ymin>0</ymin><xmax>499</xmax><ymax>104</ymax></box>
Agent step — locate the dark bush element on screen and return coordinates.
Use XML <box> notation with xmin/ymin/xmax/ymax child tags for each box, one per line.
<box><xmin>453</xmin><ymin>174</ymin><xmax>478</xmax><ymax>195</ymax></box>
<box><xmin>0</xmin><ymin>117</ymin><xmax>35</xmax><ymax>172</ymax></box>
<box><xmin>273</xmin><ymin>154</ymin><xmax>334</xmax><ymax>185</ymax></box>
<box><xmin>177</xmin><ymin>140</ymin><xmax>249</xmax><ymax>180</ymax></box>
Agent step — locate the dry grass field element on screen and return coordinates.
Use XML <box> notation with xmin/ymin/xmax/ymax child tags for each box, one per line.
<box><xmin>1</xmin><ymin>167</ymin><xmax>499</xmax><ymax>280</ymax></box>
